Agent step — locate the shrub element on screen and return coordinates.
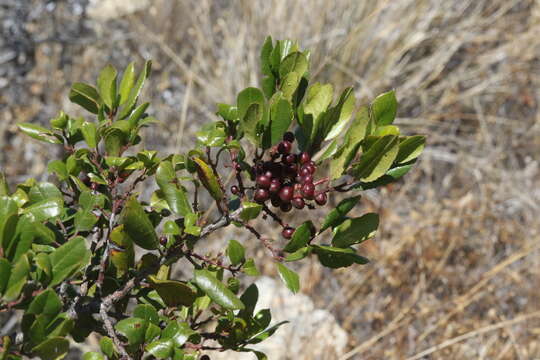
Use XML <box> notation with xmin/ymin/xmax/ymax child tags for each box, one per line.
<box><xmin>0</xmin><ymin>37</ymin><xmax>425</xmax><ymax>359</ymax></box>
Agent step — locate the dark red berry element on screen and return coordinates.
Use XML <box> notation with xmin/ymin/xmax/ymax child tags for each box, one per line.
<box><xmin>231</xmin><ymin>185</ymin><xmax>239</xmax><ymax>194</ymax></box>
<box><xmin>301</xmin><ymin>183</ymin><xmax>315</xmax><ymax>199</ymax></box>
<box><xmin>280</xmin><ymin>202</ymin><xmax>292</xmax><ymax>212</ymax></box>
<box><xmin>256</xmin><ymin>175</ymin><xmax>271</xmax><ymax>188</ymax></box>
<box><xmin>160</xmin><ymin>236</ymin><xmax>167</xmax><ymax>246</ymax></box>
<box><xmin>299</xmin><ymin>166</ymin><xmax>311</xmax><ymax>177</ymax></box>
<box><xmin>278</xmin><ymin>186</ymin><xmax>294</xmax><ymax>202</ymax></box>
<box><xmin>299</xmin><ymin>152</ymin><xmax>311</xmax><ymax>164</ymax></box>
<box><xmin>264</xmin><ymin>170</ymin><xmax>273</xmax><ymax>179</ymax></box>
<box><xmin>315</xmin><ymin>192</ymin><xmax>327</xmax><ymax>205</ymax></box>
<box><xmin>235</xmin><ymin>163</ymin><xmax>242</xmax><ymax>171</ymax></box>
<box><xmin>271</xmin><ymin>196</ymin><xmax>281</xmax><ymax>208</ymax></box>
<box><xmin>282</xmin><ymin>227</ymin><xmax>295</xmax><ymax>239</ymax></box>
<box><xmin>254</xmin><ymin>189</ymin><xmax>269</xmax><ymax>203</ymax></box>
<box><xmin>284</xmin><ymin>154</ymin><xmax>296</xmax><ymax>164</ymax></box>
<box><xmin>278</xmin><ymin>141</ymin><xmax>292</xmax><ymax>154</ymax></box>
<box><xmin>292</xmin><ymin>196</ymin><xmax>305</xmax><ymax>209</ymax></box>
<box><xmin>294</xmin><ymin>183</ymin><xmax>302</xmax><ymax>191</ymax></box>
<box><xmin>308</xmin><ymin>161</ymin><xmax>316</xmax><ymax>167</ymax></box>
<box><xmin>269</xmin><ymin>179</ymin><xmax>281</xmax><ymax>194</ymax></box>
<box><xmin>286</xmin><ymin>164</ymin><xmax>298</xmax><ymax>176</ymax></box>
<box><xmin>304</xmin><ymin>164</ymin><xmax>316</xmax><ymax>175</ymax></box>
<box><xmin>300</xmin><ymin>174</ymin><xmax>313</xmax><ymax>184</ymax></box>
<box><xmin>283</xmin><ymin>131</ymin><xmax>295</xmax><ymax>142</ymax></box>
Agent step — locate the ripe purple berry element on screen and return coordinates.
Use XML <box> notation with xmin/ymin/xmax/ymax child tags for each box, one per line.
<box><xmin>278</xmin><ymin>141</ymin><xmax>292</xmax><ymax>154</ymax></box>
<box><xmin>269</xmin><ymin>179</ymin><xmax>281</xmax><ymax>194</ymax></box>
<box><xmin>282</xmin><ymin>227</ymin><xmax>295</xmax><ymax>239</ymax></box>
<box><xmin>299</xmin><ymin>152</ymin><xmax>311</xmax><ymax>164</ymax></box>
<box><xmin>278</xmin><ymin>186</ymin><xmax>294</xmax><ymax>203</ymax></box>
<box><xmin>230</xmin><ymin>185</ymin><xmax>239</xmax><ymax>195</ymax></box>
<box><xmin>299</xmin><ymin>166</ymin><xmax>311</xmax><ymax>177</ymax></box>
<box><xmin>292</xmin><ymin>196</ymin><xmax>305</xmax><ymax>209</ymax></box>
<box><xmin>256</xmin><ymin>175</ymin><xmax>271</xmax><ymax>188</ymax></box>
<box><xmin>315</xmin><ymin>192</ymin><xmax>327</xmax><ymax>205</ymax></box>
<box><xmin>284</xmin><ymin>154</ymin><xmax>296</xmax><ymax>164</ymax></box>
<box><xmin>300</xmin><ymin>174</ymin><xmax>313</xmax><ymax>184</ymax></box>
<box><xmin>283</xmin><ymin>131</ymin><xmax>295</xmax><ymax>142</ymax></box>
<box><xmin>301</xmin><ymin>183</ymin><xmax>315</xmax><ymax>199</ymax></box>
<box><xmin>254</xmin><ymin>188</ymin><xmax>269</xmax><ymax>203</ymax></box>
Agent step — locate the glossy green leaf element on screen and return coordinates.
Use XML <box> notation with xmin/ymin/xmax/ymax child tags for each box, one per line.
<box><xmin>395</xmin><ymin>135</ymin><xmax>426</xmax><ymax>164</ymax></box>
<box><xmin>82</xmin><ymin>352</ymin><xmax>104</xmax><ymax>360</ymax></box>
<box><xmin>99</xmin><ymin>336</ymin><xmax>114</xmax><ymax>358</ymax></box>
<box><xmin>320</xmin><ymin>196</ymin><xmax>360</xmax><ymax>232</ymax></box>
<box><xmin>146</xmin><ymin>339</ymin><xmax>173</xmax><ymax>359</ymax></box>
<box><xmin>110</xmin><ymin>225</ymin><xmax>135</xmax><ymax>277</ymax></box>
<box><xmin>192</xmin><ymin>157</ymin><xmax>224</xmax><ymax>201</ymax></box>
<box><xmin>279</xmin><ymin>71</ymin><xmax>300</xmax><ymax>100</ymax></box>
<box><xmin>49</xmin><ymin>111</ymin><xmax>68</xmax><ymax>130</ymax></box>
<box><xmin>193</xmin><ymin>269</ymin><xmax>245</xmax><ymax>310</ymax></box>
<box><xmin>312</xmin><ymin>245</ymin><xmax>369</xmax><ymax>268</ymax></box>
<box><xmin>23</xmin><ymin>197</ymin><xmax>63</xmax><ymax>222</ymax></box>
<box><xmin>276</xmin><ymin>263</ymin><xmax>299</xmax><ymax>294</ymax></box>
<box><xmin>34</xmin><ymin>252</ymin><xmax>52</xmax><ymax>283</ymax></box>
<box><xmin>120</xmin><ymin>196</ymin><xmax>159</xmax><ymax>250</ymax></box>
<box><xmin>237</xmin><ymin>87</ymin><xmax>265</xmax><ymax>121</ymax></box>
<box><xmin>134</xmin><ymin>304</ymin><xmax>159</xmax><ymax>325</ymax></box>
<box><xmin>283</xmin><ymin>221</ymin><xmax>314</xmax><ymax>253</ymax></box>
<box><xmin>196</xmin><ymin>123</ymin><xmax>226</xmax><ymax>147</ymax></box>
<box><xmin>324</xmin><ymin>87</ymin><xmax>356</xmax><ymax>141</ymax></box>
<box><xmin>31</xmin><ymin>337</ymin><xmax>70</xmax><ymax>360</ymax></box>
<box><xmin>97</xmin><ymin>64</ymin><xmax>117</xmax><ymax>109</ymax></box>
<box><xmin>0</xmin><ymin>196</ymin><xmax>18</xmax><ymax>251</ymax></box>
<box><xmin>147</xmin><ymin>275</ymin><xmax>197</xmax><ymax>307</ymax></box>
<box><xmin>347</xmin><ymin>105</ymin><xmax>373</xmax><ymax>145</ymax></box>
<box><xmin>69</xmin><ymin>82</ymin><xmax>100</xmax><ymax>114</ymax></box>
<box><xmin>227</xmin><ymin>240</ymin><xmax>245</xmax><ymax>266</ymax></box>
<box><xmin>260</xmin><ymin>36</ymin><xmax>274</xmax><ymax>76</ymax></box>
<box><xmin>162</xmin><ymin>321</ymin><xmax>199</xmax><ymax>348</ymax></box>
<box><xmin>284</xmin><ymin>246</ymin><xmax>311</xmax><ymax>262</ymax></box>
<box><xmin>74</xmin><ymin>208</ymin><xmax>99</xmax><ymax>232</ymax></box>
<box><xmin>303</xmin><ymin>83</ymin><xmax>333</xmax><ymax>125</ymax></box>
<box><xmin>373</xmin><ymin>125</ymin><xmax>400</xmax><ymax>136</ymax></box>
<box><xmin>247</xmin><ymin>321</ymin><xmax>288</xmax><ymax>345</ymax></box>
<box><xmin>269</xmin><ymin>96</ymin><xmax>293</xmax><ymax>145</ymax></box>
<box><xmin>49</xmin><ymin>236</ymin><xmax>90</xmax><ymax>286</ymax></box>
<box><xmin>3</xmin><ymin>254</ymin><xmax>29</xmax><ymax>301</ymax></box>
<box><xmin>17</xmin><ymin>123</ymin><xmax>61</xmax><ymax>144</ymax></box>
<box><xmin>240</xmin><ymin>201</ymin><xmax>262</xmax><ymax>221</ymax></box>
<box><xmin>119</xmin><ymin>62</ymin><xmax>136</xmax><ymax>106</ymax></box>
<box><xmin>0</xmin><ymin>258</ymin><xmax>11</xmax><ymax>295</ymax></box>
<box><xmin>118</xmin><ymin>60</ymin><xmax>152</xmax><ymax>119</ymax></box>
<box><xmin>28</xmin><ymin>182</ymin><xmax>62</xmax><ymax>204</ymax></box>
<box><xmin>27</xmin><ymin>289</ymin><xmax>62</xmax><ymax>315</ymax></box>
<box><xmin>371</xmin><ymin>90</ymin><xmax>397</xmax><ymax>126</ymax></box>
<box><xmin>47</xmin><ymin>160</ymin><xmax>68</xmax><ymax>181</ymax></box>
<box><xmin>351</xmin><ymin>135</ymin><xmax>399</xmax><ymax>182</ymax></box>
<box><xmin>279</xmin><ymin>52</ymin><xmax>308</xmax><ymax>78</ymax></box>
<box><xmin>332</xmin><ymin>213</ymin><xmax>379</xmax><ymax>248</ymax></box>
<box><xmin>243</xmin><ymin>258</ymin><xmax>260</xmax><ymax>276</ymax></box>
<box><xmin>81</xmin><ymin>121</ymin><xmax>98</xmax><ymax>148</ymax></box>
<box><xmin>115</xmin><ymin>317</ymin><xmax>148</xmax><ymax>346</ymax></box>
<box><xmin>329</xmin><ymin>140</ymin><xmax>362</xmax><ymax>180</ymax></box>
<box><xmin>156</xmin><ymin>161</ymin><xmax>191</xmax><ymax>216</ymax></box>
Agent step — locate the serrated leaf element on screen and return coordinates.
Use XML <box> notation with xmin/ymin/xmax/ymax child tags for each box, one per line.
<box><xmin>283</xmin><ymin>221</ymin><xmax>314</xmax><ymax>253</ymax></box>
<box><xmin>97</xmin><ymin>64</ymin><xmax>117</xmax><ymax>109</ymax></box>
<box><xmin>351</xmin><ymin>135</ymin><xmax>399</xmax><ymax>182</ymax></box>
<box><xmin>276</xmin><ymin>263</ymin><xmax>299</xmax><ymax>294</ymax></box>
<box><xmin>49</xmin><ymin>236</ymin><xmax>90</xmax><ymax>286</ymax></box>
<box><xmin>320</xmin><ymin>196</ymin><xmax>360</xmax><ymax>232</ymax></box>
<box><xmin>147</xmin><ymin>275</ymin><xmax>197</xmax><ymax>307</ymax></box>
<box><xmin>227</xmin><ymin>240</ymin><xmax>245</xmax><ymax>266</ymax></box>
<box><xmin>120</xmin><ymin>197</ymin><xmax>159</xmax><ymax>250</ymax></box>
<box><xmin>31</xmin><ymin>337</ymin><xmax>70</xmax><ymax>360</ymax></box>
<box><xmin>372</xmin><ymin>90</ymin><xmax>397</xmax><ymax>126</ymax></box>
<box><xmin>69</xmin><ymin>82</ymin><xmax>100</xmax><ymax>114</ymax></box>
<box><xmin>332</xmin><ymin>213</ymin><xmax>379</xmax><ymax>248</ymax></box>
<box><xmin>193</xmin><ymin>269</ymin><xmax>245</xmax><ymax>310</ymax></box>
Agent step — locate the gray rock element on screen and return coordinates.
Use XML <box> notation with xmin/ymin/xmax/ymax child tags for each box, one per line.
<box><xmin>210</xmin><ymin>276</ymin><xmax>348</xmax><ymax>360</ymax></box>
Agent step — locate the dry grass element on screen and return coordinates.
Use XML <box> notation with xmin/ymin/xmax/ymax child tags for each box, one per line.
<box><xmin>1</xmin><ymin>0</ymin><xmax>539</xmax><ymax>358</ymax></box>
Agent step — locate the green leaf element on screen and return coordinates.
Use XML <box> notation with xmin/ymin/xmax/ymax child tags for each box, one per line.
<box><xmin>243</xmin><ymin>258</ymin><xmax>260</xmax><ymax>276</ymax></box>
<box><xmin>320</xmin><ymin>196</ymin><xmax>360</xmax><ymax>232</ymax></box>
<box><xmin>279</xmin><ymin>52</ymin><xmax>308</xmax><ymax>79</ymax></box>
<box><xmin>324</xmin><ymin>87</ymin><xmax>356</xmax><ymax>141</ymax></box>
<box><xmin>329</xmin><ymin>141</ymin><xmax>362</xmax><ymax>180</ymax></box>
<box><xmin>97</xmin><ymin>64</ymin><xmax>117</xmax><ymax>109</ymax></box>
<box><xmin>0</xmin><ymin>258</ymin><xmax>11</xmax><ymax>295</ymax></box>
<box><xmin>371</xmin><ymin>90</ymin><xmax>397</xmax><ymax>126</ymax></box>
<box><xmin>279</xmin><ymin>71</ymin><xmax>300</xmax><ymax>100</ymax></box>
<box><xmin>284</xmin><ymin>246</ymin><xmax>311</xmax><ymax>262</ymax></box>
<box><xmin>147</xmin><ymin>275</ymin><xmax>197</xmax><ymax>307</ymax></box>
<box><xmin>162</xmin><ymin>321</ymin><xmax>199</xmax><ymax>347</ymax></box>
<box><xmin>283</xmin><ymin>221</ymin><xmax>314</xmax><ymax>253</ymax></box>
<box><xmin>237</xmin><ymin>87</ymin><xmax>265</xmax><ymax>121</ymax></box>
<box><xmin>82</xmin><ymin>352</ymin><xmax>105</xmax><ymax>360</ymax></box>
<box><xmin>103</xmin><ymin>128</ymin><xmax>125</xmax><ymax>156</ymax></box>
<box><xmin>28</xmin><ymin>182</ymin><xmax>62</xmax><ymax>204</ymax></box>
<box><xmin>146</xmin><ymin>339</ymin><xmax>173</xmax><ymax>359</ymax></box>
<box><xmin>0</xmin><ymin>172</ymin><xmax>9</xmax><ymax>196</ymax></box>
<box><xmin>69</xmin><ymin>82</ymin><xmax>100</xmax><ymax>114</ymax></box>
<box><xmin>81</xmin><ymin>121</ymin><xmax>98</xmax><ymax>148</ymax></box>
<box><xmin>23</xmin><ymin>197</ymin><xmax>63</xmax><ymax>222</ymax></box>
<box><xmin>303</xmin><ymin>83</ymin><xmax>333</xmax><ymax>125</ymax></box>
<box><xmin>216</xmin><ymin>103</ymin><xmax>238</xmax><ymax>122</ymax></box>
<box><xmin>0</xmin><ymin>196</ymin><xmax>18</xmax><ymax>251</ymax></box>
<box><xmin>347</xmin><ymin>105</ymin><xmax>373</xmax><ymax>145</ymax></box>
<box><xmin>269</xmin><ymin>96</ymin><xmax>293</xmax><ymax>145</ymax></box>
<box><xmin>395</xmin><ymin>135</ymin><xmax>426</xmax><ymax>164</ymax></box>
<box><xmin>351</xmin><ymin>135</ymin><xmax>399</xmax><ymax>182</ymax></box>
<box><xmin>3</xmin><ymin>254</ymin><xmax>29</xmax><ymax>301</ymax></box>
<box><xmin>31</xmin><ymin>337</ymin><xmax>70</xmax><ymax>360</ymax></box>
<box><xmin>227</xmin><ymin>240</ymin><xmax>245</xmax><ymax>266</ymax></box>
<box><xmin>192</xmin><ymin>157</ymin><xmax>224</xmax><ymax>201</ymax></box>
<box><xmin>196</xmin><ymin>123</ymin><xmax>226</xmax><ymax>147</ymax></box>
<box><xmin>110</xmin><ymin>225</ymin><xmax>135</xmax><ymax>277</ymax></box>
<box><xmin>118</xmin><ymin>60</ymin><xmax>152</xmax><ymax>119</ymax></box>
<box><xmin>332</xmin><ymin>213</ymin><xmax>379</xmax><ymax>248</ymax></box>
<box><xmin>119</xmin><ymin>62</ymin><xmax>136</xmax><ymax>106</ymax></box>
<box><xmin>134</xmin><ymin>304</ymin><xmax>159</xmax><ymax>325</ymax></box>
<box><xmin>120</xmin><ymin>196</ymin><xmax>159</xmax><ymax>250</ymax></box>
<box><xmin>99</xmin><ymin>337</ymin><xmax>114</xmax><ymax>358</ymax></box>
<box><xmin>27</xmin><ymin>289</ymin><xmax>62</xmax><ymax>315</ymax></box>
<box><xmin>193</xmin><ymin>269</ymin><xmax>245</xmax><ymax>310</ymax></box>
<box><xmin>47</xmin><ymin>160</ymin><xmax>68</xmax><ymax>181</ymax></box>
<box><xmin>260</xmin><ymin>36</ymin><xmax>274</xmax><ymax>76</ymax></box>
<box><xmin>17</xmin><ymin>123</ymin><xmax>61</xmax><ymax>144</ymax></box>
<box><xmin>74</xmin><ymin>208</ymin><xmax>99</xmax><ymax>232</ymax></box>
<box><xmin>312</xmin><ymin>245</ymin><xmax>369</xmax><ymax>268</ymax></box>
<box><xmin>373</xmin><ymin>125</ymin><xmax>400</xmax><ymax>136</ymax></box>
<box><xmin>247</xmin><ymin>321</ymin><xmax>288</xmax><ymax>345</ymax></box>
<box><xmin>240</xmin><ymin>201</ymin><xmax>262</xmax><ymax>222</ymax></box>
<box><xmin>115</xmin><ymin>317</ymin><xmax>148</xmax><ymax>346</ymax></box>
<box><xmin>35</xmin><ymin>252</ymin><xmax>52</xmax><ymax>283</ymax></box>
<box><xmin>276</xmin><ymin>263</ymin><xmax>300</xmax><ymax>294</ymax></box>
<box><xmin>49</xmin><ymin>236</ymin><xmax>90</xmax><ymax>286</ymax></box>
<box><xmin>156</xmin><ymin>161</ymin><xmax>192</xmax><ymax>216</ymax></box>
